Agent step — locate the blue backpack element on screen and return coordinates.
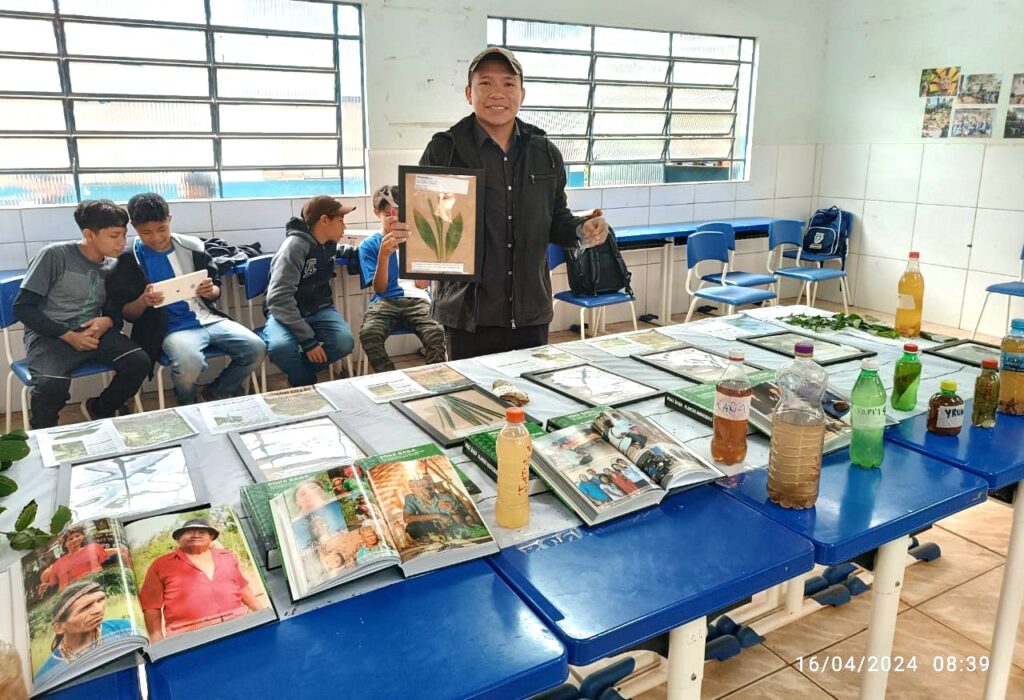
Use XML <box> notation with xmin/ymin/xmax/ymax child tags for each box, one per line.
<box><xmin>802</xmin><ymin>206</ymin><xmax>852</xmax><ymax>261</ymax></box>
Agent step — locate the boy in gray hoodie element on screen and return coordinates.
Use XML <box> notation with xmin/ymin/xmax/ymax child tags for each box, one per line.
<box><xmin>265</xmin><ymin>196</ymin><xmax>356</xmax><ymax>386</ymax></box>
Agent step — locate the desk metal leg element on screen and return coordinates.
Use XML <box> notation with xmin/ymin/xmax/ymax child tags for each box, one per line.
<box><xmin>859</xmin><ymin>534</ymin><xmax>911</xmax><ymax>700</ymax></box>
<box><xmin>666</xmin><ymin>616</ymin><xmax>706</xmax><ymax>700</ymax></box>
<box><xmin>656</xmin><ymin>239</ymin><xmax>674</xmax><ymax>326</ymax></box>
<box><xmin>984</xmin><ymin>484</ymin><xmax>1024</xmax><ymax>700</ymax></box>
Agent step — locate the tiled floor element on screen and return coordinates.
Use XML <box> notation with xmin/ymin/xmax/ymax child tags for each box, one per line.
<box><xmin>14</xmin><ymin>303</ymin><xmax>1022</xmax><ymax>699</ymax></box>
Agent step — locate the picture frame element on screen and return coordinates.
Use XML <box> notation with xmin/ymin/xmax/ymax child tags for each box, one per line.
<box><xmin>922</xmin><ymin>338</ymin><xmax>1001</xmax><ymax>367</ymax></box>
<box><xmin>57</xmin><ymin>443</ymin><xmax>207</xmax><ymax>524</ymax></box>
<box><xmin>228</xmin><ymin>413</ymin><xmax>374</xmax><ymax>483</ymax></box>
<box><xmin>397</xmin><ymin>164</ymin><xmax>486</xmax><ymax>281</ymax></box>
<box><xmin>523</xmin><ymin>363</ymin><xmax>663</xmax><ymax>408</ymax></box>
<box><xmin>739</xmin><ymin>331</ymin><xmax>875</xmax><ymax>366</ymax></box>
<box><xmin>633</xmin><ymin>346</ymin><xmax>767</xmax><ymax>384</ymax></box>
<box><xmin>392</xmin><ymin>385</ymin><xmax>536</xmax><ymax>448</ymax></box>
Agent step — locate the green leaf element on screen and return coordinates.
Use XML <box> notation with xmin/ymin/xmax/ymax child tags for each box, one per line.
<box><xmin>413</xmin><ymin>210</ymin><xmax>439</xmax><ymax>259</ymax></box>
<box><xmin>6</xmin><ymin>527</ymin><xmax>51</xmax><ymax>551</ymax></box>
<box><xmin>0</xmin><ymin>474</ymin><xmax>16</xmax><ymax>497</ymax></box>
<box><xmin>15</xmin><ymin>500</ymin><xmax>37</xmax><ymax>532</ymax></box>
<box><xmin>444</xmin><ymin>212</ymin><xmax>464</xmax><ymax>259</ymax></box>
<box><xmin>0</xmin><ymin>434</ymin><xmax>30</xmax><ymax>465</ymax></box>
<box><xmin>50</xmin><ymin>506</ymin><xmax>72</xmax><ymax>535</ymax></box>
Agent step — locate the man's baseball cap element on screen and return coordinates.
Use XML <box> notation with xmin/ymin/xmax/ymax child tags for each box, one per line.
<box><xmin>172</xmin><ymin>518</ymin><xmax>220</xmax><ymax>541</ymax></box>
<box><xmin>301</xmin><ymin>195</ymin><xmax>356</xmax><ymax>227</ymax></box>
<box><xmin>467</xmin><ymin>47</ymin><xmax>523</xmax><ymax>83</ymax></box>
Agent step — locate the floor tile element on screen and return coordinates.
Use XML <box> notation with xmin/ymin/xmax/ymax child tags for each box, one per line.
<box><xmin>722</xmin><ymin>667</ymin><xmax>834</xmax><ymax>699</ymax></box>
<box><xmin>900</xmin><ymin>526</ymin><xmax>1004</xmax><ymax>606</ymax></box>
<box><xmin>806</xmin><ymin>608</ymin><xmax>1024</xmax><ymax>700</ymax></box>
<box><xmin>936</xmin><ymin>497</ymin><xmax>1014</xmax><ymax>557</ymax></box>
<box><xmin>919</xmin><ymin>565</ymin><xmax>1024</xmax><ymax>669</ymax></box>
<box><xmin>702</xmin><ymin>644</ymin><xmax>788</xmax><ymax>698</ymax></box>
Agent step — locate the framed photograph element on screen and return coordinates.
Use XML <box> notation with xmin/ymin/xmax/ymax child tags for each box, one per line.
<box><xmin>398</xmin><ymin>164</ymin><xmax>485</xmax><ymax>281</ymax></box>
<box><xmin>634</xmin><ymin>346</ymin><xmax>766</xmax><ymax>384</ymax></box>
<box><xmin>922</xmin><ymin>339</ymin><xmax>1001</xmax><ymax>367</ymax></box>
<box><xmin>739</xmin><ymin>331</ymin><xmax>875</xmax><ymax>366</ymax></box>
<box><xmin>392</xmin><ymin>385</ymin><xmax>535</xmax><ymax>448</ymax></box>
<box><xmin>228</xmin><ymin>414</ymin><xmax>373</xmax><ymax>483</ymax></box>
<box><xmin>57</xmin><ymin>443</ymin><xmax>206</xmax><ymax>523</ymax></box>
<box><xmin>523</xmin><ymin>363</ymin><xmax>662</xmax><ymax>408</ymax></box>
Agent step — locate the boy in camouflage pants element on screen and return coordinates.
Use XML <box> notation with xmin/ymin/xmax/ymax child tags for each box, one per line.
<box><xmin>357</xmin><ymin>186</ymin><xmax>446</xmax><ymax>372</ymax></box>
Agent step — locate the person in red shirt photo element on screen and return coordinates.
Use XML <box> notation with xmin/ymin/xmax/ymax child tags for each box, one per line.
<box><xmin>38</xmin><ymin>526</ymin><xmax>125</xmax><ymax>595</ymax></box>
<box><xmin>139</xmin><ymin>519</ymin><xmax>263</xmax><ymax>641</ymax></box>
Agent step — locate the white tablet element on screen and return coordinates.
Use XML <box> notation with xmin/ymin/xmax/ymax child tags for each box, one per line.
<box><xmin>152</xmin><ymin>269</ymin><xmax>209</xmax><ymax>307</ymax></box>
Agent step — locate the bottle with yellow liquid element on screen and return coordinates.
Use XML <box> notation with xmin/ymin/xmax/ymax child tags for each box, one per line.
<box><xmin>998</xmin><ymin>318</ymin><xmax>1024</xmax><ymax>416</ymax></box>
<box><xmin>895</xmin><ymin>251</ymin><xmax>924</xmax><ymax>337</ymax></box>
<box><xmin>495</xmin><ymin>406</ymin><xmax>533</xmax><ymax>528</ymax></box>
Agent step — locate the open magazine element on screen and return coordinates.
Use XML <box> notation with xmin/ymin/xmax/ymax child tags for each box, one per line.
<box><xmin>0</xmin><ymin>507</ymin><xmax>274</xmax><ymax>697</ymax></box>
<box><xmin>532</xmin><ymin>408</ymin><xmax>724</xmax><ymax>526</ymax></box>
<box><xmin>271</xmin><ymin>444</ymin><xmax>497</xmax><ymax>601</ymax></box>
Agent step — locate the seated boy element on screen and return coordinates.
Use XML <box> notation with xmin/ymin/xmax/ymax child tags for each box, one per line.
<box><xmin>358</xmin><ymin>185</ymin><xmax>445</xmax><ymax>372</ymax></box>
<box><xmin>265</xmin><ymin>195</ymin><xmax>356</xmax><ymax>386</ymax></box>
<box><xmin>107</xmin><ymin>193</ymin><xmax>265</xmax><ymax>405</ymax></box>
<box><xmin>13</xmin><ymin>200</ymin><xmax>149</xmax><ymax>429</ymax></box>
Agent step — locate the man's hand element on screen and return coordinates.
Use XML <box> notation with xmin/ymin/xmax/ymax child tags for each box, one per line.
<box><xmin>385</xmin><ymin>212</ymin><xmax>411</xmax><ymax>245</ymax></box>
<box><xmin>195</xmin><ymin>278</ymin><xmax>219</xmax><ymax>300</ymax></box>
<box><xmin>60</xmin><ymin>329</ymin><xmax>100</xmax><ymax>351</ymax></box>
<box><xmin>378</xmin><ymin>232</ymin><xmax>401</xmax><ymax>258</ymax></box>
<box><xmin>139</xmin><ymin>283</ymin><xmax>165</xmax><ymax>307</ymax></box>
<box><xmin>305</xmin><ymin>344</ymin><xmax>327</xmax><ymax>364</ymax></box>
<box><xmin>581</xmin><ymin>210</ymin><xmax>609</xmax><ymax>248</ymax></box>
<box><xmin>80</xmin><ymin>316</ymin><xmax>112</xmax><ymax>339</ymax></box>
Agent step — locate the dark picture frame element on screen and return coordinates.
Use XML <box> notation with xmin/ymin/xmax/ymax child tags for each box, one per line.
<box><xmin>633</xmin><ymin>346</ymin><xmax>767</xmax><ymax>384</ymax></box>
<box><xmin>523</xmin><ymin>363</ymin><xmax>663</xmax><ymax>408</ymax></box>
<box><xmin>922</xmin><ymin>338</ymin><xmax>1001</xmax><ymax>367</ymax></box>
<box><xmin>397</xmin><ymin>164</ymin><xmax>486</xmax><ymax>281</ymax></box>
<box><xmin>392</xmin><ymin>385</ymin><xmax>536</xmax><ymax>448</ymax></box>
<box><xmin>739</xmin><ymin>331</ymin><xmax>875</xmax><ymax>366</ymax></box>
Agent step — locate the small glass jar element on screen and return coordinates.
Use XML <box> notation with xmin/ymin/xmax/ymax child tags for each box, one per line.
<box><xmin>927</xmin><ymin>379</ymin><xmax>965</xmax><ymax>436</ymax></box>
<box><xmin>972</xmin><ymin>359</ymin><xmax>999</xmax><ymax>429</ymax></box>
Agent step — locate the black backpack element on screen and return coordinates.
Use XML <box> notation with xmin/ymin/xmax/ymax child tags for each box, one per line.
<box><xmin>564</xmin><ymin>228</ymin><xmax>633</xmax><ymax>297</ymax></box>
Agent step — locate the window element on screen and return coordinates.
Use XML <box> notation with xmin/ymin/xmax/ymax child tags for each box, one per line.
<box><xmin>487</xmin><ymin>18</ymin><xmax>755</xmax><ymax>187</ymax></box>
<box><xmin>0</xmin><ymin>0</ymin><xmax>366</xmax><ymax>206</ymax></box>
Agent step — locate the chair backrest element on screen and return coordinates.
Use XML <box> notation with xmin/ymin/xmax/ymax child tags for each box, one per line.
<box><xmin>244</xmin><ymin>255</ymin><xmax>273</xmax><ymax>301</ymax></box>
<box><xmin>768</xmin><ymin>220</ymin><xmax>804</xmax><ymax>251</ymax></box>
<box><xmin>547</xmin><ymin>243</ymin><xmax>566</xmax><ymax>271</ymax></box>
<box><xmin>685</xmin><ymin>231</ymin><xmax>730</xmax><ymax>268</ymax></box>
<box><xmin>0</xmin><ymin>276</ymin><xmax>22</xmax><ymax>330</ymax></box>
<box><xmin>696</xmin><ymin>222</ymin><xmax>736</xmax><ymax>250</ymax></box>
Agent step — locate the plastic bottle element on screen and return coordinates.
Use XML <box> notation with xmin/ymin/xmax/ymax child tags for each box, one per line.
<box><xmin>998</xmin><ymin>318</ymin><xmax>1024</xmax><ymax>416</ymax></box>
<box><xmin>927</xmin><ymin>379</ymin><xmax>965</xmax><ymax>436</ymax></box>
<box><xmin>895</xmin><ymin>251</ymin><xmax>925</xmax><ymax>337</ymax></box>
<box><xmin>495</xmin><ymin>406</ymin><xmax>532</xmax><ymax>528</ymax></box>
<box><xmin>850</xmin><ymin>358</ymin><xmax>887</xmax><ymax>468</ymax></box>
<box><xmin>767</xmin><ymin>342</ymin><xmax>828</xmax><ymax>509</ymax></box>
<box><xmin>972</xmin><ymin>358</ymin><xmax>1000</xmax><ymax>428</ymax></box>
<box><xmin>711</xmin><ymin>350</ymin><xmax>752</xmax><ymax>465</ymax></box>
<box><xmin>891</xmin><ymin>342</ymin><xmax>922</xmax><ymax>411</ymax></box>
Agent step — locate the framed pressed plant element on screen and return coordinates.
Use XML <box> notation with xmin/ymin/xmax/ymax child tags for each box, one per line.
<box><xmin>392</xmin><ymin>385</ymin><xmax>537</xmax><ymax>448</ymax></box>
<box><xmin>397</xmin><ymin>164</ymin><xmax>486</xmax><ymax>281</ymax></box>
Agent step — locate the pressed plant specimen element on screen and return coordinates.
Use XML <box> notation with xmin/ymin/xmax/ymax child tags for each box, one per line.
<box><xmin>413</xmin><ymin>194</ymin><xmax>464</xmax><ymax>263</ymax></box>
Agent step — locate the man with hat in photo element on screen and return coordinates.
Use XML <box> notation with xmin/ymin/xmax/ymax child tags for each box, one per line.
<box><xmin>139</xmin><ymin>518</ymin><xmax>262</xmax><ymax>641</ymax></box>
<box><xmin>266</xmin><ymin>195</ymin><xmax>357</xmax><ymax>386</ymax></box>
<box><xmin>413</xmin><ymin>47</ymin><xmax>610</xmax><ymax>359</ymax></box>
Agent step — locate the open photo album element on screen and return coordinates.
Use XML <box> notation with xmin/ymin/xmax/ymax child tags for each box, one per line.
<box><xmin>531</xmin><ymin>408</ymin><xmax>724</xmax><ymax>526</ymax></box>
<box><xmin>271</xmin><ymin>444</ymin><xmax>497</xmax><ymax>601</ymax></box>
<box><xmin>0</xmin><ymin>507</ymin><xmax>275</xmax><ymax>697</ymax></box>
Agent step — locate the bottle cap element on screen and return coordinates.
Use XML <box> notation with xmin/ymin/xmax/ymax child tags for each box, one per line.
<box><xmin>505</xmin><ymin>407</ymin><xmax>525</xmax><ymax>423</ymax></box>
<box><xmin>861</xmin><ymin>358</ymin><xmax>880</xmax><ymax>371</ymax></box>
<box><xmin>981</xmin><ymin>358</ymin><xmax>998</xmax><ymax>369</ymax></box>
<box><xmin>903</xmin><ymin>342</ymin><xmax>919</xmax><ymax>353</ymax></box>
<box><xmin>1012</xmin><ymin>318</ymin><xmax>1024</xmax><ymax>331</ymax></box>
<box><xmin>728</xmin><ymin>349</ymin><xmax>745</xmax><ymax>362</ymax></box>
<box><xmin>794</xmin><ymin>341</ymin><xmax>814</xmax><ymax>357</ymax></box>
<box><xmin>909</xmin><ymin>251</ymin><xmax>920</xmax><ymax>259</ymax></box>
<box><xmin>940</xmin><ymin>379</ymin><xmax>957</xmax><ymax>392</ymax></box>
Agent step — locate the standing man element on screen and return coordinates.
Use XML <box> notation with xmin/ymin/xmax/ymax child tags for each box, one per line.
<box><xmin>412</xmin><ymin>47</ymin><xmax>609</xmax><ymax>359</ymax></box>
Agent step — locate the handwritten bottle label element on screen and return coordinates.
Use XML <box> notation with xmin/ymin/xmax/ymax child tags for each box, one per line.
<box><xmin>937</xmin><ymin>405</ymin><xmax>964</xmax><ymax>429</ymax></box>
<box><xmin>897</xmin><ymin>293</ymin><xmax>917</xmax><ymax>310</ymax></box>
<box><xmin>852</xmin><ymin>405</ymin><xmax>886</xmax><ymax>429</ymax></box>
<box><xmin>714</xmin><ymin>392</ymin><xmax>751</xmax><ymax>421</ymax></box>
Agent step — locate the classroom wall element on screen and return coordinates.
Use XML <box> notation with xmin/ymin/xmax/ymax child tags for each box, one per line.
<box><xmin>810</xmin><ymin>0</ymin><xmax>1024</xmax><ymax>336</ymax></box>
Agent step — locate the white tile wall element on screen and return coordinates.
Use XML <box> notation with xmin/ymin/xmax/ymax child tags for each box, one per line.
<box><xmin>694</xmin><ymin>201</ymin><xmax>736</xmax><ymax>221</ymax></box>
<box><xmin>918</xmin><ymin>262</ymin><xmax>968</xmax><ymax>328</ymax></box>
<box><xmin>649</xmin><ymin>205</ymin><xmax>694</xmax><ymax>225</ymax></box>
<box><xmin>735</xmin><ymin>145</ymin><xmax>777</xmax><ymax>201</ymax></box>
<box><xmin>853</xmin><ymin>255</ymin><xmax>905</xmax><ymax>313</ymax></box>
<box><xmin>859</xmin><ymin>201</ymin><xmax>916</xmax><ymax>258</ymax></box>
<box><xmin>0</xmin><ymin>210</ymin><xmax>23</xmax><ymax>244</ymax></box>
<box><xmin>917</xmin><ymin>144</ymin><xmax>985</xmax><ymax>207</ymax></box>
<box><xmin>601</xmin><ymin>186</ymin><xmax>650</xmax><ymax>209</ymax></box>
<box><xmin>911</xmin><ymin>205</ymin><xmax>976</xmax><ymax>268</ymax></box>
<box><xmin>773</xmin><ymin>197</ymin><xmax>813</xmax><ymax>221</ymax></box>
<box><xmin>960</xmin><ymin>270</ymin><xmax>1024</xmax><ymax>338</ymax></box>
<box><xmin>20</xmin><ymin>206</ymin><xmax>78</xmax><ymax>241</ymax></box>
<box><xmin>969</xmin><ymin>209</ymin><xmax>1024</xmax><ymax>277</ymax></box>
<box><xmin>977</xmin><ymin>145</ymin><xmax>1024</xmax><ymax>211</ymax></box>
<box><xmin>211</xmin><ymin>198</ymin><xmax>292</xmax><ymax>231</ymax></box>
<box><xmin>602</xmin><ymin>207</ymin><xmax>649</xmax><ymax>228</ymax></box>
<box><xmin>566</xmin><ymin>188</ymin><xmax>603</xmax><ymax>212</ymax></box>
<box><xmin>649</xmin><ymin>184</ymin><xmax>695</xmax><ymax>206</ymax></box>
<box><xmin>819</xmin><ymin>144</ymin><xmax>870</xmax><ymax>199</ymax></box>
<box><xmin>168</xmin><ymin>201</ymin><xmax>213</xmax><ymax>234</ymax></box>
<box><xmin>775</xmin><ymin>145</ymin><xmax>816</xmax><ymax>198</ymax></box>
<box><xmin>733</xmin><ymin>199</ymin><xmax>775</xmax><ymax>218</ymax></box>
<box><xmin>864</xmin><ymin>144</ymin><xmax>923</xmax><ymax>203</ymax></box>
<box><xmin>694</xmin><ymin>182</ymin><xmax>737</xmax><ymax>203</ymax></box>
<box><xmin>0</xmin><ymin>243</ymin><xmax>27</xmax><ymax>270</ymax></box>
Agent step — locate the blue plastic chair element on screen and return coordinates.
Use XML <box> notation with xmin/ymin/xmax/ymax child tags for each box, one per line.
<box><xmin>780</xmin><ymin>215</ymin><xmax>849</xmax><ymax>306</ymax></box>
<box><xmin>0</xmin><ymin>275</ymin><xmax>142</xmax><ymax>431</ymax></box>
<box><xmin>549</xmin><ymin>244</ymin><xmax>637</xmax><ymax>340</ymax></box>
<box><xmin>683</xmin><ymin>232</ymin><xmax>776</xmax><ymax>323</ymax></box>
<box><xmin>695</xmin><ymin>222</ymin><xmax>776</xmax><ymax>288</ymax></box>
<box><xmin>242</xmin><ymin>254</ymin><xmax>274</xmax><ymax>391</ymax></box>
<box><xmin>767</xmin><ymin>220</ymin><xmax>850</xmax><ymax>313</ymax></box>
<box><xmin>972</xmin><ymin>242</ymin><xmax>1024</xmax><ymax>339</ymax></box>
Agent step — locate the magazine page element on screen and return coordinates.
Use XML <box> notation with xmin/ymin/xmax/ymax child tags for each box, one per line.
<box><xmin>350</xmin><ymin>371</ymin><xmax>429</xmax><ymax>404</ymax></box>
<box><xmin>402</xmin><ymin>364</ymin><xmax>474</xmax><ymax>393</ymax></box>
<box><xmin>476</xmin><ymin>345</ymin><xmax>582</xmax><ymax>377</ymax></box>
<box><xmin>197</xmin><ymin>396</ymin><xmax>274</xmax><ymax>434</ymax></box>
<box><xmin>123</xmin><ymin>506</ymin><xmax>274</xmax><ymax>657</ymax></box>
<box><xmin>110</xmin><ymin>408</ymin><xmax>197</xmax><ymax>451</ymax></box>
<box><xmin>638</xmin><ymin>347</ymin><xmax>763</xmax><ymax>384</ymax></box>
<box><xmin>19</xmin><ymin>519</ymin><xmax>145</xmax><ymax>695</ymax></box>
<box><xmin>35</xmin><ymin>421</ymin><xmax>122</xmax><ymax>468</ymax></box>
<box><xmin>360</xmin><ymin>444</ymin><xmax>495</xmax><ymax>570</ymax></box>
<box><xmin>584</xmin><ymin>329</ymin><xmax>684</xmax><ymax>357</ymax></box>
<box><xmin>592</xmin><ymin>408</ymin><xmax>724</xmax><ymax>490</ymax></box>
<box><xmin>262</xmin><ymin>385</ymin><xmax>336</xmax><ymax>421</ymax></box>
<box><xmin>532</xmin><ymin>426</ymin><xmax>659</xmax><ymax>516</ymax></box>
<box><xmin>231</xmin><ymin>416</ymin><xmax>368</xmax><ymax>482</ymax></box>
<box><xmin>270</xmin><ymin>467</ymin><xmax>398</xmax><ymax>599</ymax></box>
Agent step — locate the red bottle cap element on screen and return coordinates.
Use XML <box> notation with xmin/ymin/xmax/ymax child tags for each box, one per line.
<box><xmin>903</xmin><ymin>343</ymin><xmax>918</xmax><ymax>352</ymax></box>
<box><xmin>908</xmin><ymin>251</ymin><xmax>920</xmax><ymax>259</ymax></box>
<box><xmin>981</xmin><ymin>358</ymin><xmax>998</xmax><ymax>369</ymax></box>
<box><xmin>505</xmin><ymin>407</ymin><xmax>525</xmax><ymax>423</ymax></box>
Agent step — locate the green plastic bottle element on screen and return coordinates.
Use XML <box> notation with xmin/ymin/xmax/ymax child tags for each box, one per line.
<box><xmin>891</xmin><ymin>342</ymin><xmax>922</xmax><ymax>411</ymax></box>
<box><xmin>850</xmin><ymin>358</ymin><xmax>887</xmax><ymax>468</ymax></box>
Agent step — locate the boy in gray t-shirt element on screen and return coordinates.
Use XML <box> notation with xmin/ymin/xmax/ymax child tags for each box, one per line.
<box><xmin>13</xmin><ymin>200</ymin><xmax>149</xmax><ymax>429</ymax></box>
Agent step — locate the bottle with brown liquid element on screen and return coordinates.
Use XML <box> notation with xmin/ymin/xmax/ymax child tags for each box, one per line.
<box><xmin>998</xmin><ymin>318</ymin><xmax>1024</xmax><ymax>415</ymax></box>
<box><xmin>927</xmin><ymin>379</ymin><xmax>965</xmax><ymax>436</ymax></box>
<box><xmin>711</xmin><ymin>350</ymin><xmax>752</xmax><ymax>465</ymax></box>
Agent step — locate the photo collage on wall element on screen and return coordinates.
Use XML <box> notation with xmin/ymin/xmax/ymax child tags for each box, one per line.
<box><xmin>919</xmin><ymin>66</ymin><xmax>1023</xmax><ymax>139</ymax></box>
